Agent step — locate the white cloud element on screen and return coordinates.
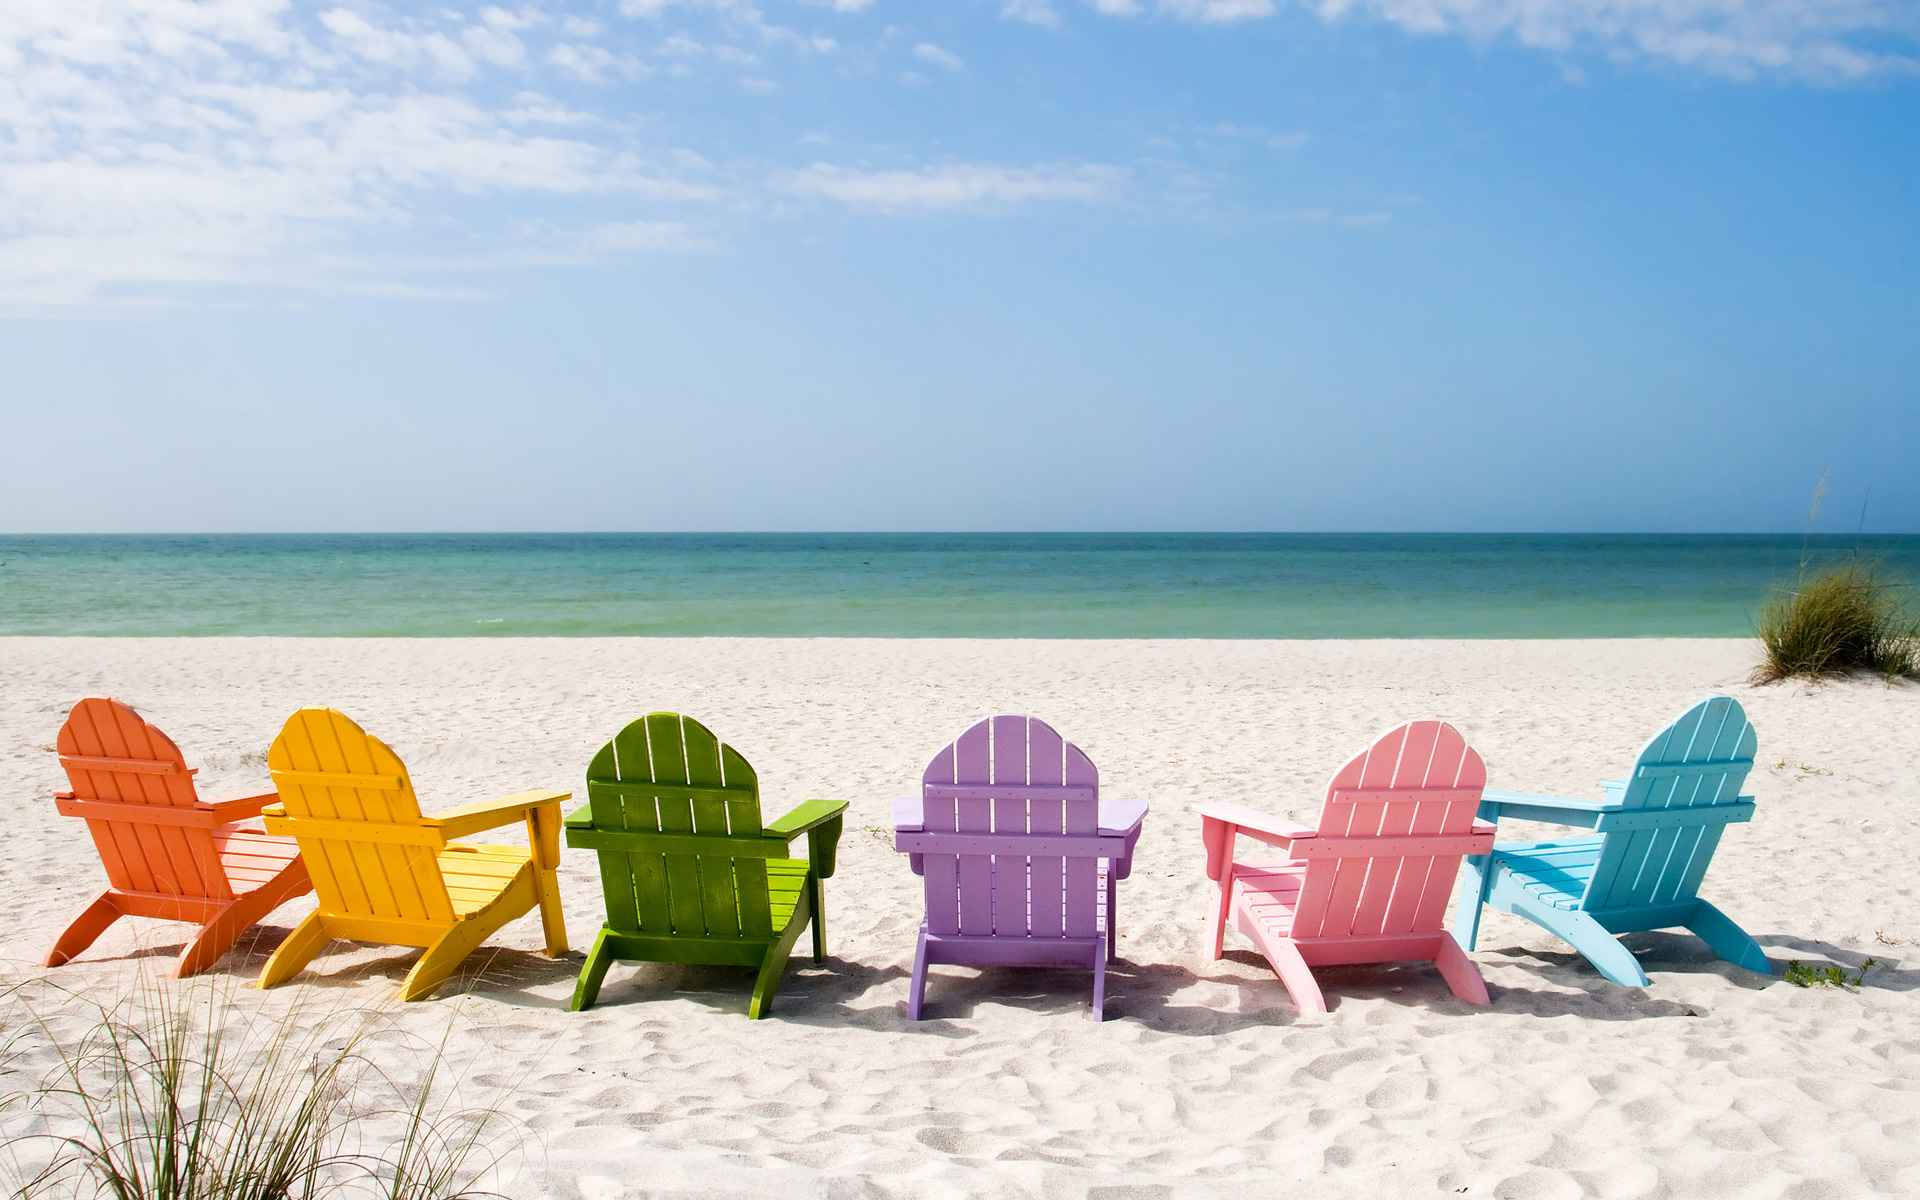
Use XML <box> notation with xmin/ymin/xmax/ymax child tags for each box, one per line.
<box><xmin>1002</xmin><ymin>0</ymin><xmax>1063</xmax><ymax>27</ymax></box>
<box><xmin>1074</xmin><ymin>0</ymin><xmax>1920</xmax><ymax>80</ymax></box>
<box><xmin>0</xmin><ymin>2</ymin><xmax>720</xmax><ymax>308</ymax></box>
<box><xmin>1208</xmin><ymin>121</ymin><xmax>1308</xmax><ymax>150</ymax></box>
<box><xmin>913</xmin><ymin>41</ymin><xmax>965</xmax><ymax>71</ymax></box>
<box><xmin>779</xmin><ymin>162</ymin><xmax>1126</xmax><ymax>212</ymax></box>
<box><xmin>1160</xmin><ymin>0</ymin><xmax>1274</xmax><ymax>22</ymax></box>
<box><xmin>546</xmin><ymin>40</ymin><xmax>648</xmax><ymax>82</ymax></box>
<box><xmin>1301</xmin><ymin>1</ymin><xmax>1920</xmax><ymax>80</ymax></box>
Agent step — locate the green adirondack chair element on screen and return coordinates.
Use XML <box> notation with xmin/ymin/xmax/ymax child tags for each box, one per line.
<box><xmin>563</xmin><ymin>712</ymin><xmax>847</xmax><ymax>1018</ymax></box>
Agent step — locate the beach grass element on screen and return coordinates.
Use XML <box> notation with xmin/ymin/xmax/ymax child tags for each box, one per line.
<box><xmin>1</xmin><ymin>978</ymin><xmax>518</xmax><ymax>1200</ymax></box>
<box><xmin>1753</xmin><ymin>563</ymin><xmax>1920</xmax><ymax>683</ymax></box>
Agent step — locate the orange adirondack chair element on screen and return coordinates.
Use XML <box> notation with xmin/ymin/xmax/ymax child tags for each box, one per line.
<box><xmin>46</xmin><ymin>698</ymin><xmax>313</xmax><ymax>976</ymax></box>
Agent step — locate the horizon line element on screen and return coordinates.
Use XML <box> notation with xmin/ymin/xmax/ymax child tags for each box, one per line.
<box><xmin>5</xmin><ymin>530</ymin><xmax>1919</xmax><ymax>539</ymax></box>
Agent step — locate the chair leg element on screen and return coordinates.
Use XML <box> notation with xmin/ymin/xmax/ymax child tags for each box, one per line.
<box><xmin>1434</xmin><ymin>932</ymin><xmax>1490</xmax><ymax>1006</ymax></box>
<box><xmin>257</xmin><ymin>911</ymin><xmax>331</xmax><ymax>990</ymax></box>
<box><xmin>1105</xmin><ymin>870</ymin><xmax>1118</xmax><ymax>964</ymax></box>
<box><xmin>748</xmin><ymin>887</ymin><xmax>813</xmax><ymax>1020</ymax></box>
<box><xmin>1516</xmin><ymin>899</ymin><xmax>1651</xmax><ymax>988</ymax></box>
<box><xmin>176</xmin><ymin>900</ymin><xmax>251</xmax><ymax>978</ymax></box>
<box><xmin>47</xmin><ymin>892</ymin><xmax>123</xmax><ymax>967</ymax></box>
<box><xmin>1685</xmin><ymin>899</ymin><xmax>1772</xmax><ymax>976</ymax></box>
<box><xmin>402</xmin><ymin>916</ymin><xmax>502</xmax><ymax>1002</ymax></box>
<box><xmin>1253</xmin><ymin>931</ymin><xmax>1327</xmax><ymax>1015</ymax></box>
<box><xmin>1453</xmin><ymin>853</ymin><xmax>1494</xmax><ymax>951</ymax></box>
<box><xmin>1204</xmin><ymin>875</ymin><xmax>1232</xmax><ymax>962</ymax></box>
<box><xmin>570</xmin><ymin>928</ymin><xmax>618</xmax><ymax>1012</ymax></box>
<box><xmin>906</xmin><ymin>926</ymin><xmax>930</xmax><ymax>1020</ymax></box>
<box><xmin>176</xmin><ymin>865</ymin><xmax>312</xmax><ymax>978</ymax></box>
<box><xmin>533</xmin><ymin>866</ymin><xmax>568</xmax><ymax>957</ymax></box>
<box><xmin>1090</xmin><ymin>945</ymin><xmax>1107</xmax><ymax>1022</ymax></box>
<box><xmin>809</xmin><ymin>876</ymin><xmax>827</xmax><ymax>964</ymax></box>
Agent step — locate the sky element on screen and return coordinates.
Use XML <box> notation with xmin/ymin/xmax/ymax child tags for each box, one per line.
<box><xmin>0</xmin><ymin>0</ymin><xmax>1916</xmax><ymax>534</ymax></box>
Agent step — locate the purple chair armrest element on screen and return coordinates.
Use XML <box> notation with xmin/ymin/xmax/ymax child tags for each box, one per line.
<box><xmin>891</xmin><ymin>795</ymin><xmax>923</xmax><ymax>832</ymax></box>
<box><xmin>1103</xmin><ymin>797</ymin><xmax>1148</xmax><ymax>880</ymax></box>
<box><xmin>892</xmin><ymin>796</ymin><xmax>926</xmax><ymax>874</ymax></box>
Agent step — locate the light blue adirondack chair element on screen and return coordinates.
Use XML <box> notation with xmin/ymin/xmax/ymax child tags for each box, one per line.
<box><xmin>1453</xmin><ymin>696</ymin><xmax>1770</xmax><ymax>987</ymax></box>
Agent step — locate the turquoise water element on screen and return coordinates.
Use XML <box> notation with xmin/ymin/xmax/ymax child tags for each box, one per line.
<box><xmin>1</xmin><ymin>534</ymin><xmax>1915</xmax><ymax>637</ymax></box>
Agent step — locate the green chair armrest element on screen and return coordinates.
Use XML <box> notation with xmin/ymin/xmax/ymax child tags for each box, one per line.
<box><xmin>564</xmin><ymin>803</ymin><xmax>595</xmax><ymax>828</ymax></box>
<box><xmin>765</xmin><ymin>799</ymin><xmax>849</xmax><ymax>879</ymax></box>
<box><xmin>765</xmin><ymin>798</ymin><xmax>848</xmax><ymax>837</ymax></box>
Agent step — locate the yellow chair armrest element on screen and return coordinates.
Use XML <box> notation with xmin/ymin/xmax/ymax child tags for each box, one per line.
<box><xmin>427</xmin><ymin>788</ymin><xmax>571</xmax><ymax>842</ymax></box>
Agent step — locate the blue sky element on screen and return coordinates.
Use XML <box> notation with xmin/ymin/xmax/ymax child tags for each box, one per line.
<box><xmin>1</xmin><ymin>1</ymin><xmax>1916</xmax><ymax>533</ymax></box>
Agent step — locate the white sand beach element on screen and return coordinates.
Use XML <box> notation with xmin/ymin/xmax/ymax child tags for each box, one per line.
<box><xmin>2</xmin><ymin>637</ymin><xmax>1915</xmax><ymax>1199</ymax></box>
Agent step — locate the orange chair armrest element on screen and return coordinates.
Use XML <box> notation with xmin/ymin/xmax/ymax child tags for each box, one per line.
<box><xmin>206</xmin><ymin>792</ymin><xmax>278</xmax><ymax>823</ymax></box>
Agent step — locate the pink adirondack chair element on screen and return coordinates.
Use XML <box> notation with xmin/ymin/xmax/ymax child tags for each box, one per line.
<box><xmin>1200</xmin><ymin>719</ymin><xmax>1495</xmax><ymax>1012</ymax></box>
<box><xmin>893</xmin><ymin>715</ymin><xmax>1147</xmax><ymax>1020</ymax></box>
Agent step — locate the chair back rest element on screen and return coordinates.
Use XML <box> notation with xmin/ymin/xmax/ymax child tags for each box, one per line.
<box><xmin>1291</xmin><ymin>719</ymin><xmax>1487</xmax><ymax>940</ymax></box>
<box><xmin>55</xmin><ymin>697</ymin><xmax>232</xmax><ymax>901</ymax></box>
<box><xmin>583</xmin><ymin>713</ymin><xmax>773</xmax><ymax>940</ymax></box>
<box><xmin>916</xmin><ymin>715</ymin><xmax>1106</xmax><ymax>941</ymax></box>
<box><xmin>266</xmin><ymin>709</ymin><xmax>453</xmax><ymax>924</ymax></box>
<box><xmin>1581</xmin><ymin>695</ymin><xmax>1757</xmax><ymax>912</ymax></box>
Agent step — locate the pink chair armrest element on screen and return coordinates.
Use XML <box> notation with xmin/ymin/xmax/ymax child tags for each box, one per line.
<box><xmin>1199</xmin><ymin>801</ymin><xmax>1313</xmax><ymax>881</ymax></box>
<box><xmin>1198</xmin><ymin>801</ymin><xmax>1313</xmax><ymax>845</ymax></box>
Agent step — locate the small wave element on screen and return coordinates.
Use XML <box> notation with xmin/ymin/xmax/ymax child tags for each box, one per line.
<box><xmin>475</xmin><ymin>617</ymin><xmax>506</xmax><ymax>625</ymax></box>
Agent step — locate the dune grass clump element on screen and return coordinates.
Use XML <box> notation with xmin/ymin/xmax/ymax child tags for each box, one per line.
<box><xmin>1753</xmin><ymin>564</ymin><xmax>1920</xmax><ymax>684</ymax></box>
<box><xmin>1</xmin><ymin>980</ymin><xmax>519</xmax><ymax>1200</ymax></box>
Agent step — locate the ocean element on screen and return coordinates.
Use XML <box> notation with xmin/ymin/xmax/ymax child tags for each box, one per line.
<box><xmin>1</xmin><ymin>533</ymin><xmax>1915</xmax><ymax>638</ymax></box>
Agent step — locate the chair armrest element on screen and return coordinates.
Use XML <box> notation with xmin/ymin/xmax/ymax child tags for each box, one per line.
<box><xmin>427</xmin><ymin>789</ymin><xmax>571</xmax><ymax>841</ymax></box>
<box><xmin>1199</xmin><ymin>802</ymin><xmax>1313</xmax><ymax>881</ymax></box>
<box><xmin>766</xmin><ymin>799</ymin><xmax>848</xmax><ymax>879</ymax></box>
<box><xmin>766</xmin><ymin>798</ymin><xmax>849</xmax><ymax>838</ymax></box>
<box><xmin>206</xmin><ymin>792</ymin><xmax>277</xmax><ymax>824</ymax></box>
<box><xmin>1098</xmin><ymin>794</ymin><xmax>1148</xmax><ymax>836</ymax></box>
<box><xmin>53</xmin><ymin>790</ymin><xmax>75</xmax><ymax>801</ymax></box>
<box><xmin>1478</xmin><ymin>788</ymin><xmax>1618</xmax><ymax>831</ymax></box>
<box><xmin>1198</xmin><ymin>801</ymin><xmax>1313</xmax><ymax>845</ymax></box>
<box><xmin>891</xmin><ymin>795</ymin><xmax>922</xmax><ymax>832</ymax></box>
<box><xmin>564</xmin><ymin>803</ymin><xmax>594</xmax><ymax>829</ymax></box>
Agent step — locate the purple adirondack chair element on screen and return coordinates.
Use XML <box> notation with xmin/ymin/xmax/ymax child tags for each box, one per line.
<box><xmin>893</xmin><ymin>715</ymin><xmax>1148</xmax><ymax>1020</ymax></box>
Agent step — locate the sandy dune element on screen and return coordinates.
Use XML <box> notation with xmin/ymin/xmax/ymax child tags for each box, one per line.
<box><xmin>2</xmin><ymin>637</ymin><xmax>1915</xmax><ymax>1198</ymax></box>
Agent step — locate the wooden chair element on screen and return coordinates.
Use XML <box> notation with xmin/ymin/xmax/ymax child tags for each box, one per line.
<box><xmin>894</xmin><ymin>715</ymin><xmax>1147</xmax><ymax>1020</ymax></box>
<box><xmin>564</xmin><ymin>712</ymin><xmax>847</xmax><ymax>1018</ymax></box>
<box><xmin>46</xmin><ymin>698</ymin><xmax>311</xmax><ymax>976</ymax></box>
<box><xmin>1201</xmin><ymin>720</ymin><xmax>1495</xmax><ymax>1012</ymax></box>
<box><xmin>1453</xmin><ymin>696</ymin><xmax>1769</xmax><ymax>986</ymax></box>
<box><xmin>256</xmin><ymin>708</ymin><xmax>568</xmax><ymax>1001</ymax></box>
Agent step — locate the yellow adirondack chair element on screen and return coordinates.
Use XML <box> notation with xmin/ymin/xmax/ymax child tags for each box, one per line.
<box><xmin>256</xmin><ymin>708</ymin><xmax>568</xmax><ymax>1001</ymax></box>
